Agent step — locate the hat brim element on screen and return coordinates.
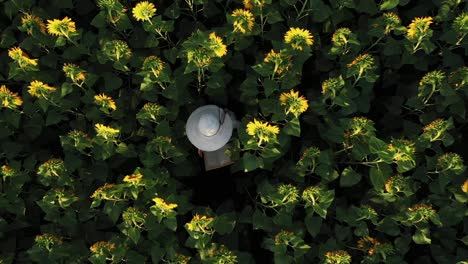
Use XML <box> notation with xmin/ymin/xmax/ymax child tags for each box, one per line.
<box><xmin>186</xmin><ymin>105</ymin><xmax>233</xmax><ymax>151</ymax></box>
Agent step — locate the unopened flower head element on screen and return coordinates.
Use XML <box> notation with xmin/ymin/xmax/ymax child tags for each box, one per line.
<box><xmin>8</xmin><ymin>47</ymin><xmax>38</xmax><ymax>69</ymax></box>
<box><xmin>231</xmin><ymin>9</ymin><xmax>255</xmax><ymax>34</ymax></box>
<box><xmin>321</xmin><ymin>76</ymin><xmax>345</xmax><ymax>99</ymax></box>
<box><xmin>137</xmin><ymin>103</ymin><xmax>167</xmax><ymax>123</ymax></box>
<box><xmin>279</xmin><ymin>89</ymin><xmax>309</xmax><ymax>117</ymax></box>
<box><xmin>122</xmin><ymin>207</ymin><xmax>147</xmax><ymax>228</ymax></box>
<box><xmin>407</xmin><ymin>203</ymin><xmax>436</xmax><ymax>223</ymax></box>
<box><xmin>132</xmin><ymin>1</ymin><xmax>156</xmax><ymax>22</ymax></box>
<box><xmin>246</xmin><ymin>118</ymin><xmax>280</xmax><ymax>146</ymax></box>
<box><xmin>102</xmin><ymin>40</ymin><xmax>132</xmax><ymax>62</ymax></box>
<box><xmin>94</xmin><ymin>123</ymin><xmax>120</xmax><ymax>141</ymax></box>
<box><xmin>347</xmin><ymin>53</ymin><xmax>375</xmax><ymax>73</ymax></box>
<box><xmin>346</xmin><ymin>117</ymin><xmax>376</xmax><ymax>138</ymax></box>
<box><xmin>21</xmin><ymin>13</ymin><xmax>46</xmax><ymax>34</ymax></box>
<box><xmin>284</xmin><ymin>27</ymin><xmax>314</xmax><ymax>50</ymax></box>
<box><xmin>302</xmin><ymin>185</ymin><xmax>322</xmax><ymax>206</ymax></box>
<box><xmin>142</xmin><ymin>56</ymin><xmax>165</xmax><ymax>77</ymax></box>
<box><xmin>37</xmin><ymin>159</ymin><xmax>66</xmax><ymax>178</ymax></box>
<box><xmin>0</xmin><ymin>85</ymin><xmax>23</xmax><ymax>109</ymax></box>
<box><xmin>388</xmin><ymin>138</ymin><xmax>416</xmax><ymax>162</ymax></box>
<box><xmin>264</xmin><ymin>49</ymin><xmax>292</xmax><ymax>76</ymax></box>
<box><xmin>448</xmin><ymin>67</ymin><xmax>467</xmax><ymax>90</ymax></box>
<box><xmin>0</xmin><ymin>164</ymin><xmax>15</xmax><ymax>178</ymax></box>
<box><xmin>170</xmin><ymin>253</ymin><xmax>191</xmax><ymax>264</ymax></box>
<box><xmin>278</xmin><ymin>184</ymin><xmax>299</xmax><ymax>204</ymax></box>
<box><xmin>185</xmin><ymin>214</ymin><xmax>215</xmax><ymax>238</ymax></box>
<box><xmin>63</xmin><ymin>130</ymin><xmax>92</xmax><ymax>151</ymax></box>
<box><xmin>35</xmin><ymin>233</ymin><xmax>63</xmax><ymax>250</ymax></box>
<box><xmin>94</xmin><ymin>93</ymin><xmax>117</xmax><ymax>112</ymax></box>
<box><xmin>325</xmin><ymin>250</ymin><xmax>352</xmax><ymax>264</ymax></box>
<box><xmin>300</xmin><ymin>146</ymin><xmax>320</xmax><ymax>161</ymax></box>
<box><xmin>437</xmin><ymin>152</ymin><xmax>465</xmax><ymax>174</ymax></box>
<box><xmin>422</xmin><ymin>118</ymin><xmax>450</xmax><ymax>142</ymax></box>
<box><xmin>97</xmin><ymin>0</ymin><xmax>127</xmax><ymax>23</ymax></box>
<box><xmin>274</xmin><ymin>230</ymin><xmax>295</xmax><ymax>246</ymax></box>
<box><xmin>187</xmin><ymin>48</ymin><xmax>212</xmax><ymax>68</ymax></box>
<box><xmin>452</xmin><ymin>12</ymin><xmax>467</xmax><ymax>35</ymax></box>
<box><xmin>357</xmin><ymin>236</ymin><xmax>381</xmax><ymax>256</ymax></box>
<box><xmin>90</xmin><ymin>241</ymin><xmax>116</xmax><ymax>255</ymax></box>
<box><xmin>332</xmin><ymin>28</ymin><xmax>352</xmax><ymax>46</ymax></box>
<box><xmin>63</xmin><ymin>63</ymin><xmax>86</xmax><ymax>86</ymax></box>
<box><xmin>419</xmin><ymin>70</ymin><xmax>445</xmax><ymax>88</ymax></box>
<box><xmin>46</xmin><ymin>17</ymin><xmax>76</xmax><ymax>37</ymax></box>
<box><xmin>28</xmin><ymin>80</ymin><xmax>56</xmax><ymax>98</ymax></box>
<box><xmin>406</xmin><ymin>16</ymin><xmax>433</xmax><ymax>41</ymax></box>
<box><xmin>243</xmin><ymin>0</ymin><xmax>265</xmax><ymax>9</ymax></box>
<box><xmin>205</xmin><ymin>243</ymin><xmax>238</xmax><ymax>263</ymax></box>
<box><xmin>382</xmin><ymin>12</ymin><xmax>401</xmax><ymax>34</ymax></box>
<box><xmin>385</xmin><ymin>175</ymin><xmax>408</xmax><ymax>194</ymax></box>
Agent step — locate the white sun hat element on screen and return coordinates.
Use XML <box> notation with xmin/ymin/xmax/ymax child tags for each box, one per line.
<box><xmin>186</xmin><ymin>105</ymin><xmax>233</xmax><ymax>152</ymax></box>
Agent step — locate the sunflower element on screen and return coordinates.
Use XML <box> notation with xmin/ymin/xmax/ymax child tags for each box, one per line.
<box><xmin>123</xmin><ymin>173</ymin><xmax>143</xmax><ymax>183</ymax></box>
<box><xmin>28</xmin><ymin>80</ymin><xmax>56</xmax><ymax>98</ymax></box>
<box><xmin>142</xmin><ymin>56</ymin><xmax>165</xmax><ymax>77</ymax></box>
<box><xmin>208</xmin><ymin>32</ymin><xmax>227</xmax><ymax>57</ymax></box>
<box><xmin>21</xmin><ymin>13</ymin><xmax>46</xmax><ymax>34</ymax></box>
<box><xmin>284</xmin><ymin>27</ymin><xmax>314</xmax><ymax>50</ymax></box>
<box><xmin>246</xmin><ymin>118</ymin><xmax>280</xmax><ymax>146</ymax></box>
<box><xmin>279</xmin><ymin>89</ymin><xmax>309</xmax><ymax>117</ymax></box>
<box><xmin>152</xmin><ymin>197</ymin><xmax>178</xmax><ymax>216</ymax></box>
<box><xmin>8</xmin><ymin>47</ymin><xmax>38</xmax><ymax>69</ymax></box>
<box><xmin>406</xmin><ymin>16</ymin><xmax>433</xmax><ymax>41</ymax></box>
<box><xmin>0</xmin><ymin>85</ymin><xmax>23</xmax><ymax>109</ymax></box>
<box><xmin>46</xmin><ymin>17</ymin><xmax>76</xmax><ymax>38</ymax></box>
<box><xmin>462</xmin><ymin>179</ymin><xmax>468</xmax><ymax>193</ymax></box>
<box><xmin>231</xmin><ymin>9</ymin><xmax>255</xmax><ymax>34</ymax></box>
<box><xmin>132</xmin><ymin>1</ymin><xmax>157</xmax><ymax>22</ymax></box>
<box><xmin>94</xmin><ymin>93</ymin><xmax>117</xmax><ymax>112</ymax></box>
<box><xmin>94</xmin><ymin>123</ymin><xmax>120</xmax><ymax>141</ymax></box>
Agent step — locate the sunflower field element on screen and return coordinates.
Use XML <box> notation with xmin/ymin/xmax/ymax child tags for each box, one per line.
<box><xmin>0</xmin><ymin>0</ymin><xmax>467</xmax><ymax>263</ymax></box>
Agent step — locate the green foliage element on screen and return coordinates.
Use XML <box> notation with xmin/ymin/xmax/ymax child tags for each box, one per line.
<box><xmin>0</xmin><ymin>0</ymin><xmax>467</xmax><ymax>263</ymax></box>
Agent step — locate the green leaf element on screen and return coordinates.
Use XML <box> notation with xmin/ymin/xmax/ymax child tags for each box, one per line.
<box><xmin>213</xmin><ymin>213</ymin><xmax>236</xmax><ymax>235</ymax></box>
<box><xmin>283</xmin><ymin>118</ymin><xmax>301</xmax><ymax>137</ymax></box>
<box><xmin>103</xmin><ymin>73</ymin><xmax>123</xmax><ymax>91</ymax></box>
<box><xmin>369</xmin><ymin>165</ymin><xmax>391</xmax><ymax>191</ymax></box>
<box><xmin>163</xmin><ymin>217</ymin><xmax>177</xmax><ymax>231</ymax></box>
<box><xmin>413</xmin><ymin>228</ymin><xmax>431</xmax><ymax>244</ymax></box>
<box><xmin>340</xmin><ymin>167</ymin><xmax>362</xmax><ymax>187</ymax></box>
<box><xmin>46</xmin><ymin>110</ymin><xmax>64</xmax><ymax>126</ymax></box>
<box><xmin>369</xmin><ymin>136</ymin><xmax>387</xmax><ymax>154</ymax></box>
<box><xmin>61</xmin><ymin>83</ymin><xmax>74</xmax><ymax>97</ymax></box>
<box><xmin>252</xmin><ymin>210</ymin><xmax>274</xmax><ymax>232</ymax></box>
<box><xmin>310</xmin><ymin>0</ymin><xmax>332</xmax><ymax>22</ymax></box>
<box><xmin>126</xmin><ymin>227</ymin><xmax>141</xmax><ymax>245</ymax></box>
<box><xmin>305</xmin><ymin>214</ymin><xmax>322</xmax><ymax>237</ymax></box>
<box><xmin>380</xmin><ymin>0</ymin><xmax>399</xmax><ymax>10</ymax></box>
<box><xmin>243</xmin><ymin>153</ymin><xmax>263</xmax><ymax>172</ymax></box>
<box><xmin>263</xmin><ymin>78</ymin><xmax>278</xmax><ymax>97</ymax></box>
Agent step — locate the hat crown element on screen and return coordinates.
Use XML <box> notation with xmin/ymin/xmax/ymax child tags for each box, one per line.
<box><xmin>198</xmin><ymin>113</ymin><xmax>220</xmax><ymax>137</ymax></box>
